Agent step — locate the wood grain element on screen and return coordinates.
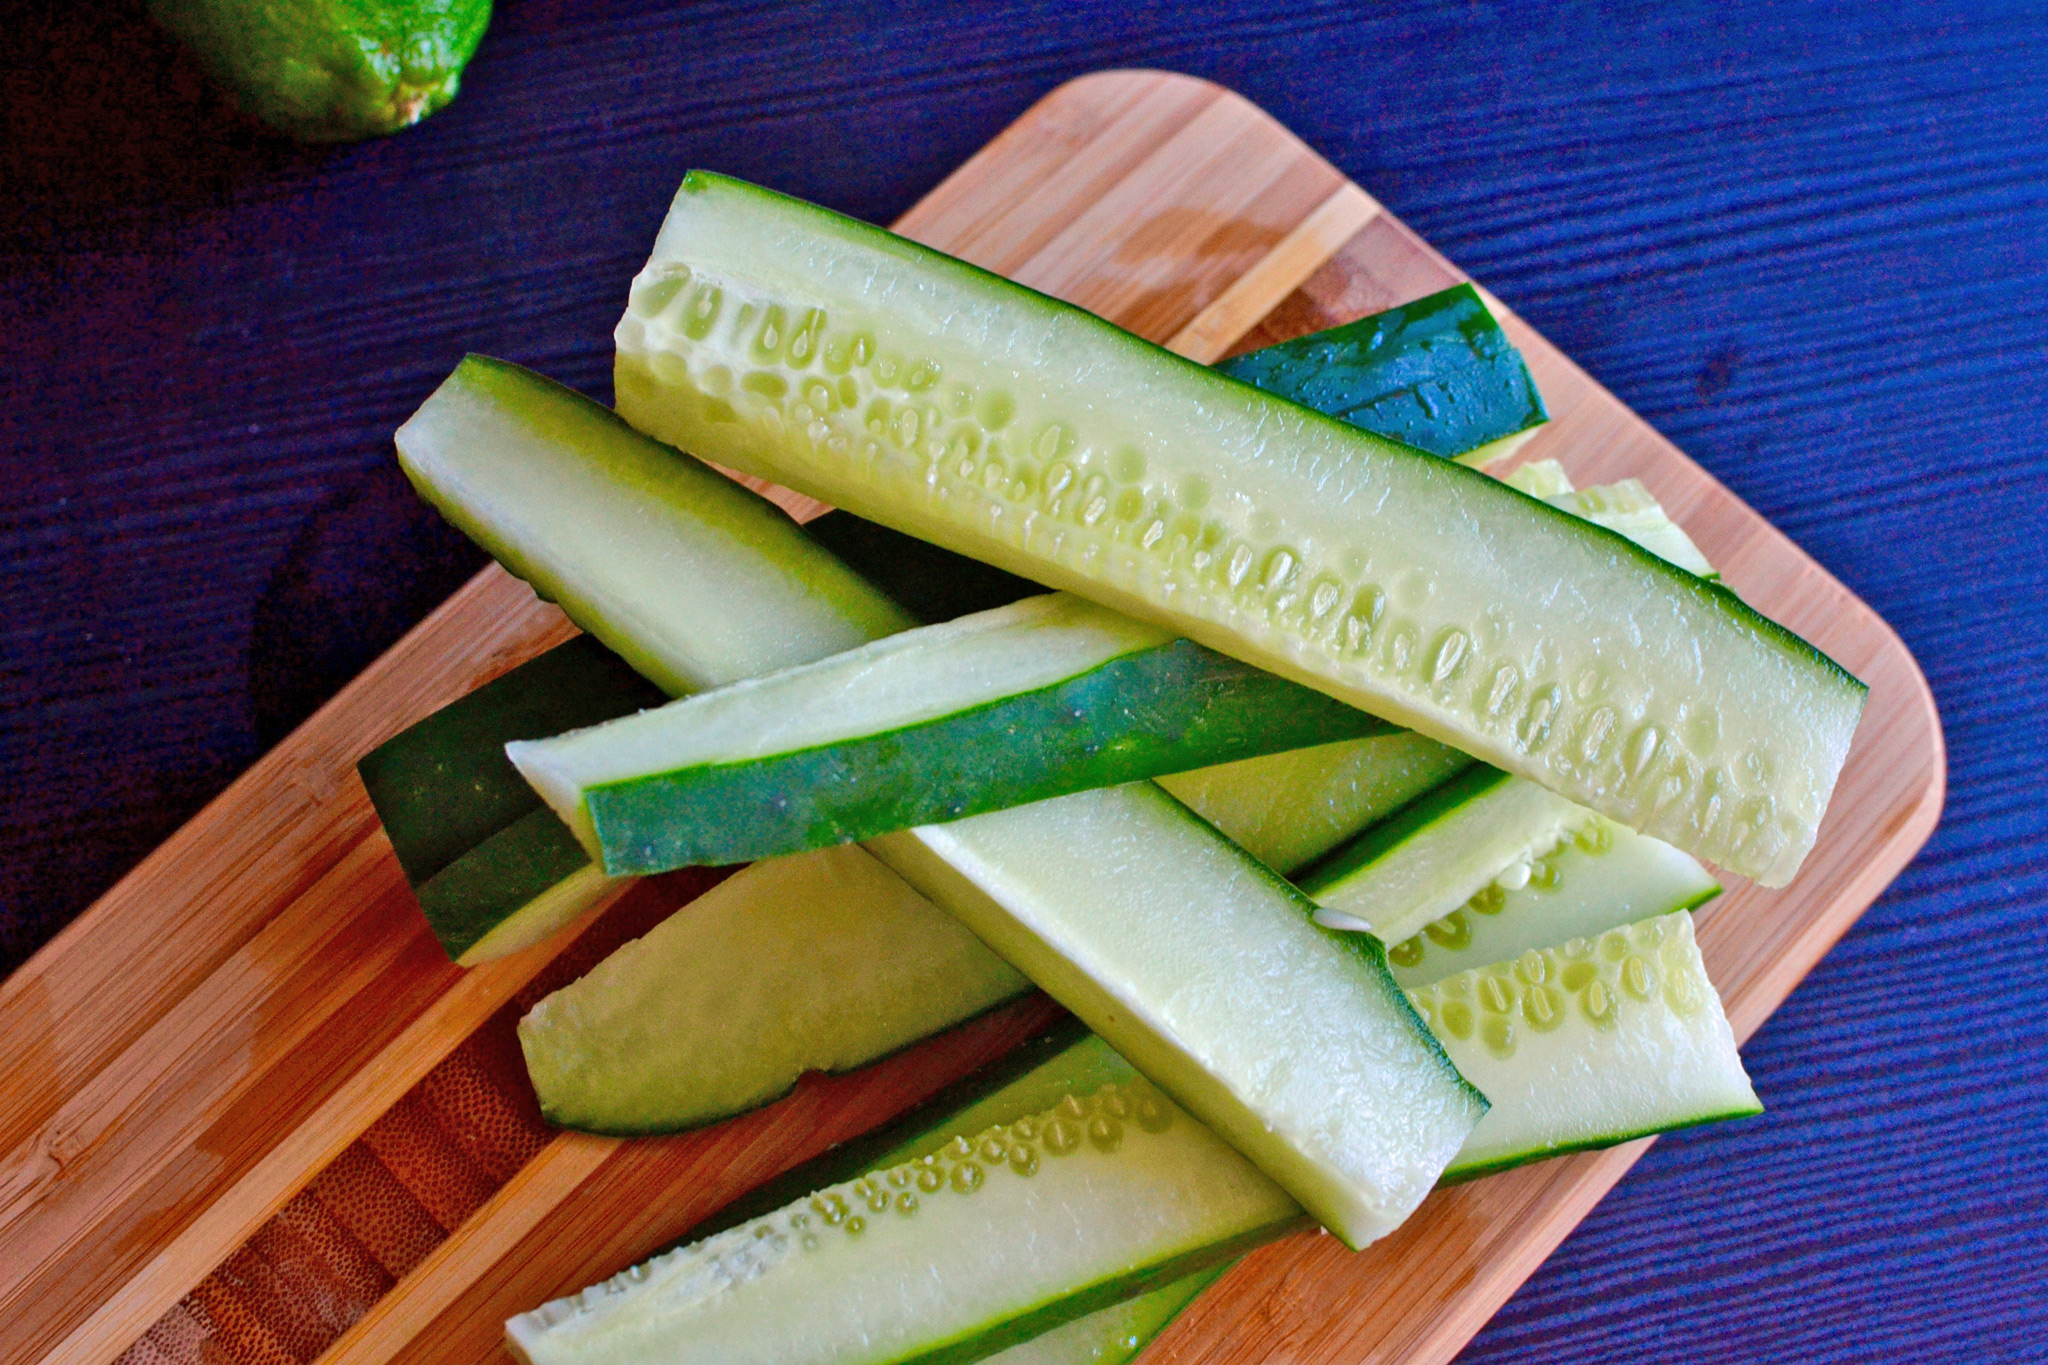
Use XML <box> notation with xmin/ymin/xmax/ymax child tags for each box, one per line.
<box><xmin>0</xmin><ymin>69</ymin><xmax>1941</xmax><ymax>1365</ymax></box>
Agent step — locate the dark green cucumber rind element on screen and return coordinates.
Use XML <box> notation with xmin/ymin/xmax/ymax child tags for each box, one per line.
<box><xmin>416</xmin><ymin>807</ymin><xmax>598</xmax><ymax>958</ymax></box>
<box><xmin>584</xmin><ymin>639</ymin><xmax>1392</xmax><ymax>874</ymax></box>
<box><xmin>1294</xmin><ymin>762</ymin><xmax>1515</xmax><ymax>898</ymax></box>
<box><xmin>1054</xmin><ymin>1261</ymin><xmax>1233</xmax><ymax>1365</ymax></box>
<box><xmin>1437</xmin><ymin>1101</ymin><xmax>1765</xmax><ymax>1186</ymax></box>
<box><xmin>1214</xmin><ymin>283</ymin><xmax>1547</xmax><ymax>461</ymax></box>
<box><xmin>891</xmin><ymin>1217</ymin><xmax>1313</xmax><ymax>1365</ymax></box>
<box><xmin>684</xmin><ymin>1016</ymin><xmax>1087</xmax><ymax>1241</ymax></box>
<box><xmin>358</xmin><ymin>635</ymin><xmax>665</xmax><ymax>889</ymax></box>
<box><xmin>655</xmin><ymin>172</ymin><xmax>1866</xmax><ymax>699</ymax></box>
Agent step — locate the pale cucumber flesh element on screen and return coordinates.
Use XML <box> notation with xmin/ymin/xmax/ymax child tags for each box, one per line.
<box><xmin>1410</xmin><ymin>910</ymin><xmax>1760</xmax><ymax>1181</ymax></box>
<box><xmin>518</xmin><ymin>845</ymin><xmax>1030</xmax><ymax>1134</ymax></box>
<box><xmin>397</xmin><ymin>354</ymin><xmax>915</xmax><ymax>698</ymax></box>
<box><xmin>1386</xmin><ymin>816</ymin><xmax>1720</xmax><ymax>988</ymax></box>
<box><xmin>509</xmin><ymin>593</ymin><xmax>1384</xmax><ymax>873</ymax></box>
<box><xmin>867</xmin><ymin>782</ymin><xmax>1487</xmax><ymax>1249</ymax></box>
<box><xmin>503</xmin><ymin>1069</ymin><xmax>1305</xmax><ymax>1365</ymax></box>
<box><xmin>1298</xmin><ymin>763</ymin><xmax>1587</xmax><ymax>947</ymax></box>
<box><xmin>614</xmin><ymin>172</ymin><xmax>1865</xmax><ymax>885</ymax></box>
<box><xmin>1157</xmin><ymin>732</ymin><xmax>1472</xmax><ymax>876</ymax></box>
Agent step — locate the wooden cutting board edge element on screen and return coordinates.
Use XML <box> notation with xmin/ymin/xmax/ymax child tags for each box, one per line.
<box><xmin>0</xmin><ymin>67</ymin><xmax>1944</xmax><ymax>1365</ymax></box>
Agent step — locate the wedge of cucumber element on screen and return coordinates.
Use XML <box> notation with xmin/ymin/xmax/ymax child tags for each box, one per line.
<box><xmin>504</xmin><ymin>1056</ymin><xmax>1306</xmax><ymax>1365</ymax></box>
<box><xmin>1385</xmin><ymin>816</ymin><xmax>1720</xmax><ymax>989</ymax></box>
<box><xmin>614</xmin><ymin>171</ymin><xmax>1865</xmax><ymax>885</ymax></box>
<box><xmin>868</xmin><ymin>782</ymin><xmax>1487</xmax><ymax>1249</ymax></box>
<box><xmin>1158</xmin><ymin>732</ymin><xmax>1473</xmax><ymax>875</ymax></box>
<box><xmin>1415</xmin><ymin>910</ymin><xmax>1760</xmax><ymax>1181</ymax></box>
<box><xmin>518</xmin><ymin>845</ymin><xmax>1031</xmax><ymax>1134</ymax></box>
<box><xmin>1299</xmin><ymin>763</ymin><xmax>1588</xmax><ymax>947</ymax></box>
<box><xmin>1503</xmin><ymin>460</ymin><xmax>1715</xmax><ymax>580</ymax></box>
<box><xmin>1215</xmin><ymin>282</ymin><xmax>1546</xmax><ymax>466</ymax></box>
<box><xmin>508</xmin><ymin>592</ymin><xmax>1386</xmax><ymax>874</ymax></box>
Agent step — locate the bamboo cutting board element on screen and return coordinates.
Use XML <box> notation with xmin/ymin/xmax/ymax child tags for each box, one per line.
<box><xmin>0</xmin><ymin>70</ymin><xmax>1943</xmax><ymax>1365</ymax></box>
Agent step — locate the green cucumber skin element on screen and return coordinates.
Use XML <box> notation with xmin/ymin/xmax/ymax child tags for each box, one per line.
<box><xmin>616</xmin><ymin>172</ymin><xmax>1867</xmax><ymax>886</ymax></box>
<box><xmin>1295</xmin><ymin>761</ymin><xmax>1515</xmax><ymax>897</ymax></box>
<box><xmin>1214</xmin><ymin>283</ymin><xmax>1547</xmax><ymax>464</ymax></box>
<box><xmin>582</xmin><ymin>637</ymin><xmax>1388</xmax><ymax>874</ymax></box>
<box><xmin>1438</xmin><ymin>1106</ymin><xmax>1763</xmax><ymax>1186</ymax></box>
<box><xmin>358</xmin><ymin>635</ymin><xmax>665</xmax><ymax>891</ymax></box>
<box><xmin>979</xmin><ymin>1263</ymin><xmax>1230</xmax><ymax>1365</ymax></box>
<box><xmin>415</xmin><ymin>806</ymin><xmax>606</xmax><ymax>961</ymax></box>
<box><xmin>886</xmin><ymin>1223</ymin><xmax>1308</xmax><ymax>1365</ymax></box>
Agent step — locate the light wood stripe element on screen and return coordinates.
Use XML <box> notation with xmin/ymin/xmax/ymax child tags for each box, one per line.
<box><xmin>40</xmin><ymin>881</ymin><xmax>631</xmax><ymax>1365</ymax></box>
<box><xmin>1165</xmin><ymin>183</ymin><xmax>1381</xmax><ymax>362</ymax></box>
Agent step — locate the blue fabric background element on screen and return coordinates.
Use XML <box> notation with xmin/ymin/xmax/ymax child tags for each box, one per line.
<box><xmin>4</xmin><ymin>2</ymin><xmax>2044</xmax><ymax>1358</ymax></box>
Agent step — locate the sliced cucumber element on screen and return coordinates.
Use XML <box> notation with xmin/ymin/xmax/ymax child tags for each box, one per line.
<box><xmin>376</xmin><ymin>288</ymin><xmax>1556</xmax><ymax>958</ymax></box>
<box><xmin>867</xmin><ymin>782</ymin><xmax>1486</xmax><ymax>1249</ymax></box>
<box><xmin>1385</xmin><ymin>816</ymin><xmax>1720</xmax><ymax>988</ymax></box>
<box><xmin>1503</xmin><ymin>461</ymin><xmax>1716</xmax><ymax>580</ymax></box>
<box><xmin>1159</xmin><ymin>732</ymin><xmax>1473</xmax><ymax>876</ymax></box>
<box><xmin>1215</xmin><ymin>283</ymin><xmax>1547</xmax><ymax>466</ymax></box>
<box><xmin>503</xmin><ymin>1066</ymin><xmax>1305</xmax><ymax>1365</ymax></box>
<box><xmin>518</xmin><ymin>845</ymin><xmax>1031</xmax><ymax>1134</ymax></box>
<box><xmin>509</xmin><ymin>592</ymin><xmax>1387</xmax><ymax>874</ymax></box>
<box><xmin>396</xmin><ymin>353</ymin><xmax>916</xmax><ymax>698</ymax></box>
<box><xmin>614</xmin><ymin>172</ymin><xmax>1865</xmax><ymax>885</ymax></box>
<box><xmin>1412</xmin><ymin>910</ymin><xmax>1761</xmax><ymax>1181</ymax></box>
<box><xmin>1298</xmin><ymin>763</ymin><xmax>1587</xmax><ymax>947</ymax></box>
<box><xmin>979</xmin><ymin>1268</ymin><xmax>1227</xmax><ymax>1365</ymax></box>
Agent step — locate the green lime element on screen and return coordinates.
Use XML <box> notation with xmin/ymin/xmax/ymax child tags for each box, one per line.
<box><xmin>149</xmin><ymin>0</ymin><xmax>492</xmax><ymax>142</ymax></box>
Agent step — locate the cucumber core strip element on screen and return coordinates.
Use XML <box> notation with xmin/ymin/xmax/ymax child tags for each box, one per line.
<box><xmin>868</xmin><ymin>782</ymin><xmax>1487</xmax><ymax>1250</ymax></box>
<box><xmin>518</xmin><ymin>845</ymin><xmax>1031</xmax><ymax>1135</ymax></box>
<box><xmin>1413</xmin><ymin>910</ymin><xmax>1761</xmax><ymax>1181</ymax></box>
<box><xmin>1214</xmin><ymin>282</ymin><xmax>1547</xmax><ymax>466</ymax></box>
<box><xmin>615</xmin><ymin>171</ymin><xmax>1866</xmax><ymax>886</ymax></box>
<box><xmin>511</xmin><ymin>592</ymin><xmax>1387</xmax><ymax>874</ymax></box>
<box><xmin>1386</xmin><ymin>817</ymin><xmax>1720</xmax><ymax>989</ymax></box>
<box><xmin>1298</xmin><ymin>763</ymin><xmax>1588</xmax><ymax>948</ymax></box>
<box><xmin>503</xmin><ymin>1062</ymin><xmax>1305</xmax><ymax>1365</ymax></box>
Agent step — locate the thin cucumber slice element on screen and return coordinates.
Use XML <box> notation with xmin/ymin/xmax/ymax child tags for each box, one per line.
<box><xmin>1158</xmin><ymin>732</ymin><xmax>1473</xmax><ymax>876</ymax></box>
<box><xmin>1504</xmin><ymin>461</ymin><xmax>1715</xmax><ymax>580</ymax></box>
<box><xmin>518</xmin><ymin>845</ymin><xmax>1030</xmax><ymax>1134</ymax></box>
<box><xmin>614</xmin><ymin>172</ymin><xmax>1865</xmax><ymax>885</ymax></box>
<box><xmin>1411</xmin><ymin>910</ymin><xmax>1761</xmax><ymax>1181</ymax></box>
<box><xmin>503</xmin><ymin>1068</ymin><xmax>1306</xmax><ymax>1365</ymax></box>
<box><xmin>983</xmin><ymin>1265</ymin><xmax>1229</xmax><ymax>1365</ymax></box>
<box><xmin>867</xmin><ymin>782</ymin><xmax>1487</xmax><ymax>1249</ymax></box>
<box><xmin>1386</xmin><ymin>817</ymin><xmax>1720</xmax><ymax>988</ymax></box>
<box><xmin>1298</xmin><ymin>763</ymin><xmax>1587</xmax><ymax>948</ymax></box>
<box><xmin>511</xmin><ymin>593</ymin><xmax>1386</xmax><ymax>873</ymax></box>
<box><xmin>1214</xmin><ymin>283</ymin><xmax>1547</xmax><ymax>466</ymax></box>
<box><xmin>396</xmin><ymin>353</ymin><xmax>916</xmax><ymax>699</ymax></box>
<box><xmin>423</xmin><ymin>811</ymin><xmax>622</xmax><ymax>967</ymax></box>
